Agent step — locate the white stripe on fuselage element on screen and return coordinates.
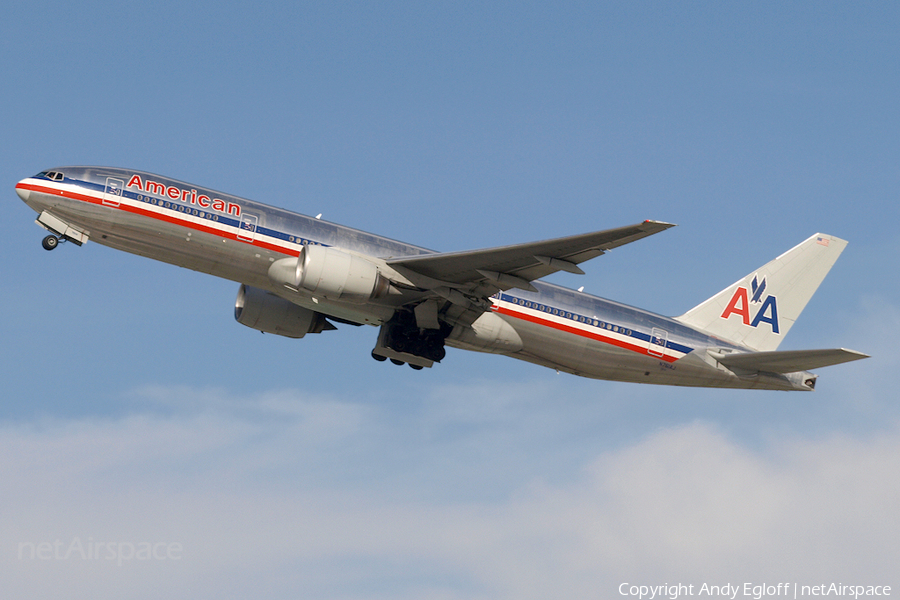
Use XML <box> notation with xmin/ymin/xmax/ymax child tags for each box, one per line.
<box><xmin>491</xmin><ymin>294</ymin><xmax>689</xmax><ymax>363</ymax></box>
<box><xmin>22</xmin><ymin>176</ymin><xmax>304</xmax><ymax>258</ymax></box>
<box><xmin>28</xmin><ymin>174</ymin><xmax>694</xmax><ymax>365</ymax></box>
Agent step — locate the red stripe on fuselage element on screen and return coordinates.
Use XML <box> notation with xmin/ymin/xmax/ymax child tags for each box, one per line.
<box><xmin>493</xmin><ymin>305</ymin><xmax>679</xmax><ymax>363</ymax></box>
<box><xmin>17</xmin><ymin>182</ymin><xmax>299</xmax><ymax>257</ymax></box>
<box><xmin>20</xmin><ymin>179</ymin><xmax>682</xmax><ymax>365</ymax></box>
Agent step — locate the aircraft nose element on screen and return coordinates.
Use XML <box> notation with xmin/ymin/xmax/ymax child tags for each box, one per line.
<box><xmin>15</xmin><ymin>180</ymin><xmax>31</xmax><ymax>202</ymax></box>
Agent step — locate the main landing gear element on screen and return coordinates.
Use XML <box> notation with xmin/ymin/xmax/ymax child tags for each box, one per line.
<box><xmin>370</xmin><ymin>311</ymin><xmax>451</xmax><ymax>370</ymax></box>
<box><xmin>370</xmin><ymin>350</ymin><xmax>425</xmax><ymax>370</ymax></box>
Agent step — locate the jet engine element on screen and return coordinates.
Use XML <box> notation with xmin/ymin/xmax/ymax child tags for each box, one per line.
<box><xmin>268</xmin><ymin>245</ymin><xmax>391</xmax><ymax>303</ymax></box>
<box><xmin>234</xmin><ymin>284</ymin><xmax>336</xmax><ymax>338</ymax></box>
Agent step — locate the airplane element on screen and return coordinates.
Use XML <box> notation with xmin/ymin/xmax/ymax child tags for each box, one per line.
<box><xmin>15</xmin><ymin>167</ymin><xmax>868</xmax><ymax>391</ymax></box>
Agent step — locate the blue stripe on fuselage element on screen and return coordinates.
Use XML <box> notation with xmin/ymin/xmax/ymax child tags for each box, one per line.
<box><xmin>43</xmin><ymin>173</ymin><xmax>695</xmax><ymax>359</ymax></box>
<box><xmin>496</xmin><ymin>291</ymin><xmax>694</xmax><ymax>356</ymax></box>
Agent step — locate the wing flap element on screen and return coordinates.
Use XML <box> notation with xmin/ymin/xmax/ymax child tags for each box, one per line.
<box><xmin>712</xmin><ymin>348</ymin><xmax>869</xmax><ymax>373</ymax></box>
<box><xmin>387</xmin><ymin>220</ymin><xmax>674</xmax><ymax>287</ymax></box>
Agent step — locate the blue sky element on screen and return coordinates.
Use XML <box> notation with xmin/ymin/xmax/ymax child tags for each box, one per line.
<box><xmin>2</xmin><ymin>2</ymin><xmax>898</xmax><ymax>598</ymax></box>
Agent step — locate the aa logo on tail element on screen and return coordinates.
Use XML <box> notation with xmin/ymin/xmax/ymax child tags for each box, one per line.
<box><xmin>720</xmin><ymin>275</ymin><xmax>779</xmax><ymax>333</ymax></box>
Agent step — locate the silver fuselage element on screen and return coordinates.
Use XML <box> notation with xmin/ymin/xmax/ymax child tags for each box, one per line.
<box><xmin>15</xmin><ymin>166</ymin><xmax>812</xmax><ymax>390</ymax></box>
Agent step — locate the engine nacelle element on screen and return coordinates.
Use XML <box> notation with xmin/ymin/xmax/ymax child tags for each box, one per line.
<box><xmin>268</xmin><ymin>245</ymin><xmax>390</xmax><ymax>303</ymax></box>
<box><xmin>234</xmin><ymin>284</ymin><xmax>334</xmax><ymax>338</ymax></box>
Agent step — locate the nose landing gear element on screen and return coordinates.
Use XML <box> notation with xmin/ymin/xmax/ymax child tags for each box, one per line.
<box><xmin>34</xmin><ymin>211</ymin><xmax>88</xmax><ymax>250</ymax></box>
<box><xmin>41</xmin><ymin>235</ymin><xmax>60</xmax><ymax>251</ymax></box>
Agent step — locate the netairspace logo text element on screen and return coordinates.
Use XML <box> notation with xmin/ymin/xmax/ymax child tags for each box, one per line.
<box><xmin>619</xmin><ymin>582</ymin><xmax>892</xmax><ymax>600</ymax></box>
<box><xmin>18</xmin><ymin>538</ymin><xmax>182</xmax><ymax>567</ymax></box>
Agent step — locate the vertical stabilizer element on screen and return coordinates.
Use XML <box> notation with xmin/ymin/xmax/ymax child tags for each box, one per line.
<box><xmin>674</xmin><ymin>234</ymin><xmax>847</xmax><ymax>351</ymax></box>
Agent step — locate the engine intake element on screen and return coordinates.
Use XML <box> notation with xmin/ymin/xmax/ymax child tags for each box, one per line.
<box><xmin>268</xmin><ymin>245</ymin><xmax>390</xmax><ymax>303</ymax></box>
<box><xmin>234</xmin><ymin>284</ymin><xmax>335</xmax><ymax>338</ymax></box>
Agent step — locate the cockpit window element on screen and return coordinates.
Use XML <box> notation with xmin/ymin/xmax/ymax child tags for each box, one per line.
<box><xmin>37</xmin><ymin>171</ymin><xmax>65</xmax><ymax>181</ymax></box>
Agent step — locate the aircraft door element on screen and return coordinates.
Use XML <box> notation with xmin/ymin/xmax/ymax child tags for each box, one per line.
<box><xmin>648</xmin><ymin>327</ymin><xmax>668</xmax><ymax>358</ymax></box>
<box><xmin>238</xmin><ymin>213</ymin><xmax>258</xmax><ymax>243</ymax></box>
<box><xmin>103</xmin><ymin>177</ymin><xmax>124</xmax><ymax>207</ymax></box>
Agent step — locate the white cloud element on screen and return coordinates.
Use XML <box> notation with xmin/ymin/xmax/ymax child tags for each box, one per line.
<box><xmin>2</xmin><ymin>385</ymin><xmax>898</xmax><ymax>600</ymax></box>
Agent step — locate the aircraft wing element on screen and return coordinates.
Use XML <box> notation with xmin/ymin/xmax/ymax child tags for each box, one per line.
<box><xmin>387</xmin><ymin>220</ymin><xmax>675</xmax><ymax>292</ymax></box>
<box><xmin>712</xmin><ymin>348</ymin><xmax>869</xmax><ymax>373</ymax></box>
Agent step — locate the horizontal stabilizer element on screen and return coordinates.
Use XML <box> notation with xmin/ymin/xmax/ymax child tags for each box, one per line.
<box><xmin>711</xmin><ymin>348</ymin><xmax>869</xmax><ymax>374</ymax></box>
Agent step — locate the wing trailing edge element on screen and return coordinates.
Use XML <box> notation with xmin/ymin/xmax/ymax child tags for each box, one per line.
<box><xmin>387</xmin><ymin>220</ymin><xmax>675</xmax><ymax>288</ymax></box>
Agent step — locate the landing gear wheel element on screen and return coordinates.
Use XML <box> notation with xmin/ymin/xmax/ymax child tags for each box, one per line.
<box><xmin>409</xmin><ymin>364</ymin><xmax>423</xmax><ymax>370</ymax></box>
<box><xmin>42</xmin><ymin>235</ymin><xmax>60</xmax><ymax>251</ymax></box>
<box><xmin>371</xmin><ymin>351</ymin><xmax>387</xmax><ymax>362</ymax></box>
